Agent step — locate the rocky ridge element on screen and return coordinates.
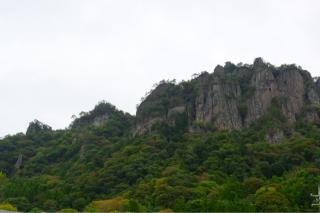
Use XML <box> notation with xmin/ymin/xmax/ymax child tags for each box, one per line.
<box><xmin>135</xmin><ymin>58</ymin><xmax>320</xmax><ymax>134</ymax></box>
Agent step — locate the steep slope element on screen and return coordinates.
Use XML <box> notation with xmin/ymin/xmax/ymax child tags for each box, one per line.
<box><xmin>136</xmin><ymin>58</ymin><xmax>320</xmax><ymax>134</ymax></box>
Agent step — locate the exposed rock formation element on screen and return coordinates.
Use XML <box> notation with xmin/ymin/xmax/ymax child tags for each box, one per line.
<box><xmin>136</xmin><ymin>58</ymin><xmax>320</xmax><ymax>134</ymax></box>
<box><xmin>80</xmin><ymin>144</ymin><xmax>85</xmax><ymax>159</ymax></box>
<box><xmin>15</xmin><ymin>153</ymin><xmax>23</xmax><ymax>169</ymax></box>
<box><xmin>265</xmin><ymin>130</ymin><xmax>284</xmax><ymax>144</ymax></box>
<box><xmin>70</xmin><ymin>101</ymin><xmax>134</xmax><ymax>129</ymax></box>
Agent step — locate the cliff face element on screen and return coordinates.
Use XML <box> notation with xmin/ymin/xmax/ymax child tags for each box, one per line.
<box><xmin>136</xmin><ymin>58</ymin><xmax>320</xmax><ymax>134</ymax></box>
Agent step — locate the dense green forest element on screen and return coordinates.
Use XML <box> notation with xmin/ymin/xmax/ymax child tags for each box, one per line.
<box><xmin>0</xmin><ymin>101</ymin><xmax>320</xmax><ymax>212</ymax></box>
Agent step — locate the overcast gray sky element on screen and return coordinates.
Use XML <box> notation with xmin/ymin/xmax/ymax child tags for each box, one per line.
<box><xmin>0</xmin><ymin>0</ymin><xmax>319</xmax><ymax>136</ymax></box>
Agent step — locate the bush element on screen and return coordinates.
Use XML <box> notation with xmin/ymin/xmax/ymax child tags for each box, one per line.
<box><xmin>84</xmin><ymin>197</ymin><xmax>129</xmax><ymax>212</ymax></box>
<box><xmin>255</xmin><ymin>187</ymin><xmax>290</xmax><ymax>212</ymax></box>
<box><xmin>0</xmin><ymin>203</ymin><xmax>18</xmax><ymax>211</ymax></box>
<box><xmin>58</xmin><ymin>208</ymin><xmax>78</xmax><ymax>212</ymax></box>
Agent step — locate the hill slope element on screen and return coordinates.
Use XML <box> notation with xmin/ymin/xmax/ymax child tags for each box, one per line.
<box><xmin>1</xmin><ymin>58</ymin><xmax>320</xmax><ymax>212</ymax></box>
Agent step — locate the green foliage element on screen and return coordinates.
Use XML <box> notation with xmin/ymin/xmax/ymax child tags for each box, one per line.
<box><xmin>26</xmin><ymin>120</ymin><xmax>52</xmax><ymax>136</ymax></box>
<box><xmin>43</xmin><ymin>199</ymin><xmax>58</xmax><ymax>212</ymax></box>
<box><xmin>6</xmin><ymin>197</ymin><xmax>31</xmax><ymax>212</ymax></box>
<box><xmin>191</xmin><ymin>121</ymin><xmax>215</xmax><ymax>132</ymax></box>
<box><xmin>0</xmin><ymin>203</ymin><xmax>18</xmax><ymax>211</ymax></box>
<box><xmin>58</xmin><ymin>208</ymin><xmax>78</xmax><ymax>212</ymax></box>
<box><xmin>255</xmin><ymin>187</ymin><xmax>290</xmax><ymax>212</ymax></box>
<box><xmin>70</xmin><ymin>101</ymin><xmax>134</xmax><ymax>137</ymax></box>
<box><xmin>1</xmin><ymin>110</ymin><xmax>320</xmax><ymax>212</ymax></box>
<box><xmin>238</xmin><ymin>103</ymin><xmax>248</xmax><ymax>123</ymax></box>
<box><xmin>84</xmin><ymin>197</ymin><xmax>130</xmax><ymax>212</ymax></box>
<box><xmin>30</xmin><ymin>207</ymin><xmax>42</xmax><ymax>212</ymax></box>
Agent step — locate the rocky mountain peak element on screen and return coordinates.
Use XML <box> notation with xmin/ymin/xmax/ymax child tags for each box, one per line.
<box><xmin>135</xmin><ymin>58</ymin><xmax>320</xmax><ymax>134</ymax></box>
<box><xmin>253</xmin><ymin>57</ymin><xmax>267</xmax><ymax>69</ymax></box>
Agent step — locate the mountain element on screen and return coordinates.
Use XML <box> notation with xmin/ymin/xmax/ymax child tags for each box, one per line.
<box><xmin>1</xmin><ymin>58</ymin><xmax>320</xmax><ymax>212</ymax></box>
<box><xmin>136</xmin><ymin>58</ymin><xmax>320</xmax><ymax>134</ymax></box>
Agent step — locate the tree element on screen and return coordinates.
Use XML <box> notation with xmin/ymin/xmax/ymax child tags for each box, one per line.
<box><xmin>43</xmin><ymin>200</ymin><xmax>58</xmax><ymax>212</ymax></box>
<box><xmin>0</xmin><ymin>171</ymin><xmax>9</xmax><ymax>198</ymax></box>
<box><xmin>26</xmin><ymin>120</ymin><xmax>52</xmax><ymax>136</ymax></box>
<box><xmin>255</xmin><ymin>187</ymin><xmax>290</xmax><ymax>212</ymax></box>
<box><xmin>6</xmin><ymin>197</ymin><xmax>31</xmax><ymax>212</ymax></box>
<box><xmin>84</xmin><ymin>197</ymin><xmax>129</xmax><ymax>212</ymax></box>
<box><xmin>58</xmin><ymin>208</ymin><xmax>77</xmax><ymax>212</ymax></box>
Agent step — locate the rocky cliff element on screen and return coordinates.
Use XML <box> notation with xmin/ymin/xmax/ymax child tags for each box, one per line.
<box><xmin>136</xmin><ymin>58</ymin><xmax>320</xmax><ymax>134</ymax></box>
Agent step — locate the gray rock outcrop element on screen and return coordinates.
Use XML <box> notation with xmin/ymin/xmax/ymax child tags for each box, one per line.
<box><xmin>15</xmin><ymin>153</ymin><xmax>23</xmax><ymax>169</ymax></box>
<box><xmin>135</xmin><ymin>58</ymin><xmax>320</xmax><ymax>134</ymax></box>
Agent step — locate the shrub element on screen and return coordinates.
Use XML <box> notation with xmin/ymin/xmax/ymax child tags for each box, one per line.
<box><xmin>0</xmin><ymin>203</ymin><xmax>18</xmax><ymax>211</ymax></box>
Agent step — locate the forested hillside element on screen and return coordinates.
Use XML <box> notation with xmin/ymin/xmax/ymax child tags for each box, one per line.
<box><xmin>1</xmin><ymin>59</ymin><xmax>320</xmax><ymax>212</ymax></box>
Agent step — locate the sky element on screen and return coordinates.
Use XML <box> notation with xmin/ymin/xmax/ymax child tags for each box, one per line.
<box><xmin>0</xmin><ymin>0</ymin><xmax>319</xmax><ymax>136</ymax></box>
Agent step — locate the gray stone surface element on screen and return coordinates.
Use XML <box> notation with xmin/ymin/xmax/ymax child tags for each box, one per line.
<box><xmin>135</xmin><ymin>58</ymin><xmax>320</xmax><ymax>134</ymax></box>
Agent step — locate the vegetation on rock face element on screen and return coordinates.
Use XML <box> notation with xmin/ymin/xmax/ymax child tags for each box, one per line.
<box><xmin>1</xmin><ymin>59</ymin><xmax>320</xmax><ymax>212</ymax></box>
<box><xmin>26</xmin><ymin>120</ymin><xmax>52</xmax><ymax>136</ymax></box>
<box><xmin>70</xmin><ymin>101</ymin><xmax>134</xmax><ymax>136</ymax></box>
